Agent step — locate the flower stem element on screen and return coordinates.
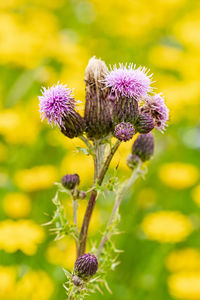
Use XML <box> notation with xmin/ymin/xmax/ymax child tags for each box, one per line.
<box><xmin>79</xmin><ymin>135</ymin><xmax>95</xmax><ymax>158</ymax></box>
<box><xmin>97</xmin><ymin>140</ymin><xmax>121</xmax><ymax>186</ymax></box>
<box><xmin>72</xmin><ymin>198</ymin><xmax>79</xmax><ymax>258</ymax></box>
<box><xmin>97</xmin><ymin>162</ymin><xmax>142</xmax><ymax>258</ymax></box>
<box><xmin>78</xmin><ymin>140</ymin><xmax>121</xmax><ymax>257</ymax></box>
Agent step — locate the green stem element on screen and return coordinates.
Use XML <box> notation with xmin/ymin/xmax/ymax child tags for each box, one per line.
<box><xmin>79</xmin><ymin>135</ymin><xmax>95</xmax><ymax>158</ymax></box>
<box><xmin>97</xmin><ymin>140</ymin><xmax>121</xmax><ymax>186</ymax></box>
<box><xmin>72</xmin><ymin>198</ymin><xmax>79</xmax><ymax>258</ymax></box>
<box><xmin>97</xmin><ymin>162</ymin><xmax>142</xmax><ymax>258</ymax></box>
<box><xmin>78</xmin><ymin>140</ymin><xmax>121</xmax><ymax>257</ymax></box>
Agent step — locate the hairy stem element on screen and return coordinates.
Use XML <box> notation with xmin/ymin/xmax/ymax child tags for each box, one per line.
<box><xmin>97</xmin><ymin>140</ymin><xmax>121</xmax><ymax>186</ymax></box>
<box><xmin>79</xmin><ymin>135</ymin><xmax>95</xmax><ymax>157</ymax></box>
<box><xmin>72</xmin><ymin>198</ymin><xmax>79</xmax><ymax>258</ymax></box>
<box><xmin>97</xmin><ymin>162</ymin><xmax>142</xmax><ymax>258</ymax></box>
<box><xmin>94</xmin><ymin>140</ymin><xmax>106</xmax><ymax>181</ymax></box>
<box><xmin>78</xmin><ymin>140</ymin><xmax>121</xmax><ymax>257</ymax></box>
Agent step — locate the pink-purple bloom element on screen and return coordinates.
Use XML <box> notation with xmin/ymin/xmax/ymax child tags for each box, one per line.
<box><xmin>105</xmin><ymin>64</ymin><xmax>152</xmax><ymax>99</ymax></box>
<box><xmin>39</xmin><ymin>83</ymin><xmax>75</xmax><ymax>127</ymax></box>
<box><xmin>141</xmin><ymin>93</ymin><xmax>169</xmax><ymax>132</ymax></box>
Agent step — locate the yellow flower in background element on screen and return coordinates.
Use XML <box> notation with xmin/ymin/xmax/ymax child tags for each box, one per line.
<box><xmin>46</xmin><ymin>236</ymin><xmax>76</xmax><ymax>270</ymax></box>
<box><xmin>14</xmin><ymin>165</ymin><xmax>58</xmax><ymax>192</ymax></box>
<box><xmin>61</xmin><ymin>151</ymin><xmax>93</xmax><ymax>185</ymax></box>
<box><xmin>62</xmin><ymin>196</ymin><xmax>101</xmax><ymax>234</ymax></box>
<box><xmin>0</xmin><ymin>219</ymin><xmax>45</xmax><ymax>255</ymax></box>
<box><xmin>3</xmin><ymin>193</ymin><xmax>32</xmax><ymax>218</ymax></box>
<box><xmin>168</xmin><ymin>271</ymin><xmax>200</xmax><ymax>300</ymax></box>
<box><xmin>174</xmin><ymin>10</ymin><xmax>200</xmax><ymax>50</ymax></box>
<box><xmin>77</xmin><ymin>201</ymin><xmax>101</xmax><ymax>234</ymax></box>
<box><xmin>191</xmin><ymin>184</ymin><xmax>200</xmax><ymax>206</ymax></box>
<box><xmin>0</xmin><ymin>266</ymin><xmax>16</xmax><ymax>299</ymax></box>
<box><xmin>0</xmin><ymin>109</ymin><xmax>40</xmax><ymax>145</ymax></box>
<box><xmin>0</xmin><ymin>0</ymin><xmax>64</xmax><ymax>9</ymax></box>
<box><xmin>15</xmin><ymin>270</ymin><xmax>54</xmax><ymax>300</ymax></box>
<box><xmin>141</xmin><ymin>211</ymin><xmax>192</xmax><ymax>243</ymax></box>
<box><xmin>149</xmin><ymin>45</ymin><xmax>184</xmax><ymax>71</ymax></box>
<box><xmin>166</xmin><ymin>248</ymin><xmax>200</xmax><ymax>272</ymax></box>
<box><xmin>159</xmin><ymin>163</ymin><xmax>199</xmax><ymax>189</ymax></box>
<box><xmin>136</xmin><ymin>188</ymin><xmax>157</xmax><ymax>209</ymax></box>
<box><xmin>0</xmin><ymin>266</ymin><xmax>54</xmax><ymax>300</ymax></box>
<box><xmin>159</xmin><ymin>80</ymin><xmax>200</xmax><ymax>119</ymax></box>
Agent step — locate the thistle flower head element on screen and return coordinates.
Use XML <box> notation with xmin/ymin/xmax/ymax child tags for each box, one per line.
<box><xmin>39</xmin><ymin>83</ymin><xmax>75</xmax><ymax>127</ymax></box>
<box><xmin>61</xmin><ymin>173</ymin><xmax>80</xmax><ymax>190</ymax></box>
<box><xmin>74</xmin><ymin>253</ymin><xmax>98</xmax><ymax>279</ymax></box>
<box><xmin>114</xmin><ymin>122</ymin><xmax>135</xmax><ymax>142</ymax></box>
<box><xmin>135</xmin><ymin>113</ymin><xmax>154</xmax><ymax>134</ymax></box>
<box><xmin>105</xmin><ymin>64</ymin><xmax>152</xmax><ymax>99</ymax></box>
<box><xmin>84</xmin><ymin>57</ymin><xmax>113</xmax><ymax>139</ymax></box>
<box><xmin>132</xmin><ymin>133</ymin><xmax>154</xmax><ymax>162</ymax></box>
<box><xmin>141</xmin><ymin>94</ymin><xmax>169</xmax><ymax>132</ymax></box>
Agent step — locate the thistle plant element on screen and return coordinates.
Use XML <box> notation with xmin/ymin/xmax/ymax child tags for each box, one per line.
<box><xmin>38</xmin><ymin>57</ymin><xmax>169</xmax><ymax>299</ymax></box>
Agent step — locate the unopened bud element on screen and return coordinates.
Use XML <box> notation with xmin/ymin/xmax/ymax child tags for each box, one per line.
<box><xmin>61</xmin><ymin>174</ymin><xmax>80</xmax><ymax>190</ymax></box>
<box><xmin>74</xmin><ymin>253</ymin><xmax>98</xmax><ymax>279</ymax></box>
<box><xmin>114</xmin><ymin>122</ymin><xmax>135</xmax><ymax>142</ymax></box>
<box><xmin>84</xmin><ymin>57</ymin><xmax>113</xmax><ymax>139</ymax></box>
<box><xmin>78</xmin><ymin>190</ymin><xmax>87</xmax><ymax>200</ymax></box>
<box><xmin>71</xmin><ymin>274</ymin><xmax>83</xmax><ymax>286</ymax></box>
<box><xmin>135</xmin><ymin>113</ymin><xmax>154</xmax><ymax>134</ymax></box>
<box><xmin>132</xmin><ymin>133</ymin><xmax>154</xmax><ymax>162</ymax></box>
<box><xmin>127</xmin><ymin>154</ymin><xmax>140</xmax><ymax>169</ymax></box>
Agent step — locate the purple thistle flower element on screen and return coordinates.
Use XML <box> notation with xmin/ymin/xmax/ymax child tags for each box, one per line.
<box><xmin>74</xmin><ymin>253</ymin><xmax>98</xmax><ymax>279</ymax></box>
<box><xmin>105</xmin><ymin>64</ymin><xmax>153</xmax><ymax>100</ymax></box>
<box><xmin>141</xmin><ymin>94</ymin><xmax>169</xmax><ymax>132</ymax></box>
<box><xmin>114</xmin><ymin>122</ymin><xmax>135</xmax><ymax>142</ymax></box>
<box><xmin>39</xmin><ymin>83</ymin><xmax>75</xmax><ymax>127</ymax></box>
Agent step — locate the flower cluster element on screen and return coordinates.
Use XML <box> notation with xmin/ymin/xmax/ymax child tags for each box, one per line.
<box><xmin>38</xmin><ymin>57</ymin><xmax>169</xmax><ymax>141</ymax></box>
<box><xmin>38</xmin><ymin>57</ymin><xmax>169</xmax><ymax>297</ymax></box>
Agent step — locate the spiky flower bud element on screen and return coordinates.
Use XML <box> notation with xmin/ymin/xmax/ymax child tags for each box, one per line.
<box><xmin>114</xmin><ymin>122</ymin><xmax>135</xmax><ymax>142</ymax></box>
<box><xmin>84</xmin><ymin>57</ymin><xmax>113</xmax><ymax>139</ymax></box>
<box><xmin>61</xmin><ymin>174</ymin><xmax>80</xmax><ymax>190</ymax></box>
<box><xmin>132</xmin><ymin>133</ymin><xmax>154</xmax><ymax>162</ymax></box>
<box><xmin>111</xmin><ymin>96</ymin><xmax>139</xmax><ymax>125</ymax></box>
<box><xmin>71</xmin><ymin>274</ymin><xmax>83</xmax><ymax>287</ymax></box>
<box><xmin>39</xmin><ymin>83</ymin><xmax>85</xmax><ymax>138</ymax></box>
<box><xmin>74</xmin><ymin>253</ymin><xmax>98</xmax><ymax>279</ymax></box>
<box><xmin>135</xmin><ymin>113</ymin><xmax>154</xmax><ymax>134</ymax></box>
<box><xmin>127</xmin><ymin>154</ymin><xmax>140</xmax><ymax>169</ymax></box>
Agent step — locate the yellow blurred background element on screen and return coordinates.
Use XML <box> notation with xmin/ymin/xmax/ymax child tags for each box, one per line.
<box><xmin>0</xmin><ymin>0</ymin><xmax>200</xmax><ymax>299</ymax></box>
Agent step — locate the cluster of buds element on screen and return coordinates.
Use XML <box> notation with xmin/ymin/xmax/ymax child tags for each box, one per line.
<box><xmin>38</xmin><ymin>57</ymin><xmax>169</xmax><ymax>142</ymax></box>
